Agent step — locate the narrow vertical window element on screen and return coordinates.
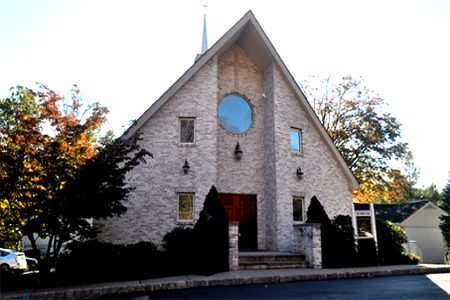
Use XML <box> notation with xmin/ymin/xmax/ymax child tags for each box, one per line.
<box><xmin>178</xmin><ymin>193</ymin><xmax>194</xmax><ymax>222</ymax></box>
<box><xmin>180</xmin><ymin>118</ymin><xmax>195</xmax><ymax>144</ymax></box>
<box><xmin>293</xmin><ymin>197</ymin><xmax>305</xmax><ymax>223</ymax></box>
<box><xmin>290</xmin><ymin>128</ymin><xmax>302</xmax><ymax>152</ymax></box>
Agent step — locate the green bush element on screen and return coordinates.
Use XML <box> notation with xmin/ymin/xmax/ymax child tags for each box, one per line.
<box><xmin>162</xmin><ymin>227</ymin><xmax>194</xmax><ymax>275</ymax></box>
<box><xmin>376</xmin><ymin>219</ymin><xmax>414</xmax><ymax>265</ymax></box>
<box><xmin>405</xmin><ymin>253</ymin><xmax>420</xmax><ymax>264</ymax></box>
<box><xmin>357</xmin><ymin>238</ymin><xmax>378</xmax><ymax>266</ymax></box>
<box><xmin>329</xmin><ymin>215</ymin><xmax>358</xmax><ymax>268</ymax></box>
<box><xmin>305</xmin><ymin>201</ymin><xmax>417</xmax><ymax>268</ymax></box>
<box><xmin>58</xmin><ymin>240</ymin><xmax>163</xmax><ymax>284</ymax></box>
<box><xmin>123</xmin><ymin>241</ymin><xmax>165</xmax><ymax>279</ymax></box>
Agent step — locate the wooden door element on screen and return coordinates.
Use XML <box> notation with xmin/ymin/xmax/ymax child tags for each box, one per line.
<box><xmin>219</xmin><ymin>194</ymin><xmax>257</xmax><ymax>250</ymax></box>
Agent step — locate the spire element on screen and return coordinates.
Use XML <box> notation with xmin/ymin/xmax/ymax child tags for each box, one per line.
<box><xmin>195</xmin><ymin>5</ymin><xmax>208</xmax><ymax>62</ymax></box>
<box><xmin>201</xmin><ymin>8</ymin><xmax>208</xmax><ymax>54</ymax></box>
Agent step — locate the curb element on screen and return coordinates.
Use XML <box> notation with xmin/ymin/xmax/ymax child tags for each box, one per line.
<box><xmin>3</xmin><ymin>265</ymin><xmax>450</xmax><ymax>300</ymax></box>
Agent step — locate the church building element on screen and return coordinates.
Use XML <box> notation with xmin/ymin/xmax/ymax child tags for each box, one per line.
<box><xmin>95</xmin><ymin>11</ymin><xmax>359</xmax><ymax>255</ymax></box>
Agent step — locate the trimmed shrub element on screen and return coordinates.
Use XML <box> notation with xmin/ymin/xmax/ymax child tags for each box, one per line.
<box><xmin>304</xmin><ymin>200</ymin><xmax>417</xmax><ymax>268</ymax></box>
<box><xmin>193</xmin><ymin>185</ymin><xmax>229</xmax><ymax>275</ymax></box>
<box><xmin>306</xmin><ymin>196</ymin><xmax>332</xmax><ymax>227</ymax></box>
<box><xmin>162</xmin><ymin>227</ymin><xmax>194</xmax><ymax>275</ymax></box>
<box><xmin>123</xmin><ymin>241</ymin><xmax>164</xmax><ymax>279</ymax></box>
<box><xmin>57</xmin><ymin>240</ymin><xmax>163</xmax><ymax>285</ymax></box>
<box><xmin>306</xmin><ymin>196</ymin><xmax>333</xmax><ymax>267</ymax></box>
<box><xmin>357</xmin><ymin>238</ymin><xmax>378</xmax><ymax>266</ymax></box>
<box><xmin>329</xmin><ymin>215</ymin><xmax>358</xmax><ymax>268</ymax></box>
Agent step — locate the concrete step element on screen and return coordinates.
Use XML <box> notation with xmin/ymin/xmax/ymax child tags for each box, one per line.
<box><xmin>238</xmin><ymin>252</ymin><xmax>309</xmax><ymax>270</ymax></box>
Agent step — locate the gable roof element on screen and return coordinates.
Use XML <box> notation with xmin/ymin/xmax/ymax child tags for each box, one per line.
<box><xmin>374</xmin><ymin>200</ymin><xmax>448</xmax><ymax>224</ymax></box>
<box><xmin>123</xmin><ymin>10</ymin><xmax>359</xmax><ymax>190</ymax></box>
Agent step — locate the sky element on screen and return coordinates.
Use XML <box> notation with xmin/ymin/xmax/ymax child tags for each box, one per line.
<box><xmin>1</xmin><ymin>0</ymin><xmax>449</xmax><ymax>190</ymax></box>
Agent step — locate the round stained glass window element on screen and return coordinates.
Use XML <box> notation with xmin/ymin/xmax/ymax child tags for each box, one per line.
<box><xmin>218</xmin><ymin>94</ymin><xmax>253</xmax><ymax>134</ymax></box>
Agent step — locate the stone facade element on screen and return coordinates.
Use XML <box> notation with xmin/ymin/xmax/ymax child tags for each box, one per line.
<box><xmin>96</xmin><ymin>43</ymin><xmax>353</xmax><ymax>251</ymax></box>
<box><xmin>95</xmin><ymin>14</ymin><xmax>356</xmax><ymax>258</ymax></box>
<box><xmin>96</xmin><ymin>56</ymin><xmax>220</xmax><ymax>244</ymax></box>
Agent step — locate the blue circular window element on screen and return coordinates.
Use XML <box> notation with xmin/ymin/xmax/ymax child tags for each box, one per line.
<box><xmin>218</xmin><ymin>94</ymin><xmax>253</xmax><ymax>134</ymax></box>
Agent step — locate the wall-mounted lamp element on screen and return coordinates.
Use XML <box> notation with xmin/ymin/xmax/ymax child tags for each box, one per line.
<box><xmin>234</xmin><ymin>142</ymin><xmax>243</xmax><ymax>160</ymax></box>
<box><xmin>296</xmin><ymin>167</ymin><xmax>304</xmax><ymax>180</ymax></box>
<box><xmin>183</xmin><ymin>159</ymin><xmax>190</xmax><ymax>174</ymax></box>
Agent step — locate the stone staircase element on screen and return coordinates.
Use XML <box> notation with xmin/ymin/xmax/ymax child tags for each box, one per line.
<box><xmin>238</xmin><ymin>251</ymin><xmax>309</xmax><ymax>270</ymax></box>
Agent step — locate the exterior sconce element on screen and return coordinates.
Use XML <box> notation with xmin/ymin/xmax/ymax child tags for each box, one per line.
<box><xmin>296</xmin><ymin>167</ymin><xmax>304</xmax><ymax>180</ymax></box>
<box><xmin>183</xmin><ymin>159</ymin><xmax>190</xmax><ymax>174</ymax></box>
<box><xmin>234</xmin><ymin>142</ymin><xmax>243</xmax><ymax>160</ymax></box>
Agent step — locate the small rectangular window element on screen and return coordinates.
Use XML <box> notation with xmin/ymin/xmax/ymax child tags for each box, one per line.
<box><xmin>178</xmin><ymin>193</ymin><xmax>194</xmax><ymax>222</ymax></box>
<box><xmin>290</xmin><ymin>128</ymin><xmax>302</xmax><ymax>152</ymax></box>
<box><xmin>293</xmin><ymin>197</ymin><xmax>304</xmax><ymax>223</ymax></box>
<box><xmin>180</xmin><ymin>118</ymin><xmax>195</xmax><ymax>144</ymax></box>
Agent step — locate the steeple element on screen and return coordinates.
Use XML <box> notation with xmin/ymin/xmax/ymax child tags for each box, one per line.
<box><xmin>201</xmin><ymin>9</ymin><xmax>208</xmax><ymax>54</ymax></box>
<box><xmin>195</xmin><ymin>5</ymin><xmax>208</xmax><ymax>62</ymax></box>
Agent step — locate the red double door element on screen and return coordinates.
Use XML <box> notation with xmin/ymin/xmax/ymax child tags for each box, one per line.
<box><xmin>218</xmin><ymin>194</ymin><xmax>257</xmax><ymax>250</ymax></box>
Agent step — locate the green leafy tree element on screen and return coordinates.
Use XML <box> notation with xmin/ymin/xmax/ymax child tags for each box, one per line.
<box><xmin>0</xmin><ymin>84</ymin><xmax>151</xmax><ymax>272</ymax></box>
<box><xmin>439</xmin><ymin>173</ymin><xmax>450</xmax><ymax>248</ymax></box>
<box><xmin>301</xmin><ymin>75</ymin><xmax>416</xmax><ymax>203</ymax></box>
<box><xmin>409</xmin><ymin>183</ymin><xmax>442</xmax><ymax>205</ymax></box>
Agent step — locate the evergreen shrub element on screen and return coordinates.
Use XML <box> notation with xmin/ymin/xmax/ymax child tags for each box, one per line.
<box><xmin>357</xmin><ymin>238</ymin><xmax>378</xmax><ymax>266</ymax></box>
<box><xmin>162</xmin><ymin>227</ymin><xmax>194</xmax><ymax>274</ymax></box>
<box><xmin>306</xmin><ymin>196</ymin><xmax>333</xmax><ymax>267</ymax></box>
<box><xmin>193</xmin><ymin>185</ymin><xmax>229</xmax><ymax>275</ymax></box>
<box><xmin>329</xmin><ymin>215</ymin><xmax>358</xmax><ymax>268</ymax></box>
<box><xmin>305</xmin><ymin>197</ymin><xmax>417</xmax><ymax>267</ymax></box>
<box><xmin>58</xmin><ymin>240</ymin><xmax>163</xmax><ymax>284</ymax></box>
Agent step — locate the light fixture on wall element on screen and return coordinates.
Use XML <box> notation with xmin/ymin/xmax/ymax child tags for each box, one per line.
<box><xmin>183</xmin><ymin>159</ymin><xmax>190</xmax><ymax>174</ymax></box>
<box><xmin>296</xmin><ymin>167</ymin><xmax>304</xmax><ymax>180</ymax></box>
<box><xmin>234</xmin><ymin>142</ymin><xmax>243</xmax><ymax>160</ymax></box>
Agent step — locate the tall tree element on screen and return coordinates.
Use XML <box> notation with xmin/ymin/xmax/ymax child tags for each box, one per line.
<box><xmin>409</xmin><ymin>183</ymin><xmax>442</xmax><ymax>205</ymax></box>
<box><xmin>301</xmin><ymin>75</ymin><xmax>416</xmax><ymax>203</ymax></box>
<box><xmin>439</xmin><ymin>173</ymin><xmax>450</xmax><ymax>249</ymax></box>
<box><xmin>0</xmin><ymin>84</ymin><xmax>151</xmax><ymax>272</ymax></box>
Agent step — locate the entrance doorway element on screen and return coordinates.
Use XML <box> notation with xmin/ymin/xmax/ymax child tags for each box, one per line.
<box><xmin>219</xmin><ymin>194</ymin><xmax>257</xmax><ymax>250</ymax></box>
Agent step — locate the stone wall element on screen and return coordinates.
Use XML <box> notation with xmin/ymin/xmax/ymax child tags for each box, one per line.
<box><xmin>294</xmin><ymin>223</ymin><xmax>322</xmax><ymax>268</ymax></box>
<box><xmin>271</xmin><ymin>66</ymin><xmax>353</xmax><ymax>252</ymax></box>
<box><xmin>95</xmin><ymin>56</ymin><xmax>220</xmax><ymax>245</ymax></box>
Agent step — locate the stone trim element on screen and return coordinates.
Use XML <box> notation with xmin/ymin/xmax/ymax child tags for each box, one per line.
<box><xmin>229</xmin><ymin>222</ymin><xmax>239</xmax><ymax>271</ymax></box>
<box><xmin>291</xmin><ymin>191</ymin><xmax>305</xmax><ymax>197</ymax></box>
<box><xmin>174</xmin><ymin>187</ymin><xmax>198</xmax><ymax>193</ymax></box>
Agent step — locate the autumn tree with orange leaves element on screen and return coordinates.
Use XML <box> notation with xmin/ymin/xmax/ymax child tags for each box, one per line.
<box><xmin>0</xmin><ymin>85</ymin><xmax>151</xmax><ymax>272</ymax></box>
<box><xmin>301</xmin><ymin>76</ymin><xmax>418</xmax><ymax>203</ymax></box>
